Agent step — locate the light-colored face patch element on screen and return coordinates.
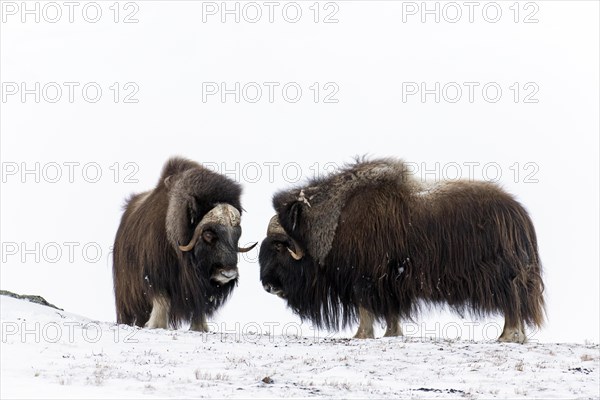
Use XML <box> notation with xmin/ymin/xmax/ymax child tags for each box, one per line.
<box><xmin>201</xmin><ymin>203</ymin><xmax>240</xmax><ymax>227</ymax></box>
<box><xmin>267</xmin><ymin>215</ymin><xmax>286</xmax><ymax>236</ymax></box>
<box><xmin>179</xmin><ymin>204</ymin><xmax>241</xmax><ymax>252</ymax></box>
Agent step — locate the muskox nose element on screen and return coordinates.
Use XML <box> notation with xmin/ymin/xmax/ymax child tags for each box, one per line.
<box><xmin>221</xmin><ymin>269</ymin><xmax>237</xmax><ymax>279</ymax></box>
<box><xmin>263</xmin><ymin>283</ymin><xmax>285</xmax><ymax>298</ymax></box>
<box><xmin>212</xmin><ymin>267</ymin><xmax>238</xmax><ymax>284</ymax></box>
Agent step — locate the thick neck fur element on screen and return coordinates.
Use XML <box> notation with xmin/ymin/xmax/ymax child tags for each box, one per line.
<box><xmin>259</xmin><ymin>237</ymin><xmax>357</xmax><ymax>330</ymax></box>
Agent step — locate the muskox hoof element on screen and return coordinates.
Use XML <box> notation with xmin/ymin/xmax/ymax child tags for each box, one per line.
<box><xmin>190</xmin><ymin>325</ymin><xmax>209</xmax><ymax>333</ymax></box>
<box><xmin>144</xmin><ymin>320</ymin><xmax>168</xmax><ymax>330</ymax></box>
<box><xmin>383</xmin><ymin>326</ymin><xmax>403</xmax><ymax>338</ymax></box>
<box><xmin>498</xmin><ymin>328</ymin><xmax>527</xmax><ymax>344</ymax></box>
<box><xmin>144</xmin><ymin>297</ymin><xmax>169</xmax><ymax>329</ymax></box>
<box><xmin>190</xmin><ymin>318</ymin><xmax>209</xmax><ymax>332</ymax></box>
<box><xmin>353</xmin><ymin>330</ymin><xmax>375</xmax><ymax>339</ymax></box>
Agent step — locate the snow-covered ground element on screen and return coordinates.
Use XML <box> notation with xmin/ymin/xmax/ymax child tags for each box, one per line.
<box><xmin>1</xmin><ymin>295</ymin><xmax>598</xmax><ymax>399</ymax></box>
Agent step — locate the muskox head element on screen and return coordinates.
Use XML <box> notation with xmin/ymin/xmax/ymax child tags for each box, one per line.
<box><xmin>178</xmin><ymin>204</ymin><xmax>257</xmax><ymax>285</ymax></box>
<box><xmin>259</xmin><ymin>214</ymin><xmax>354</xmax><ymax>330</ymax></box>
<box><xmin>259</xmin><ymin>188</ymin><xmax>322</xmax><ymax>301</ymax></box>
<box><xmin>164</xmin><ymin>166</ymin><xmax>256</xmax><ymax>288</ymax></box>
<box><xmin>259</xmin><ymin>215</ymin><xmax>307</xmax><ymax>297</ymax></box>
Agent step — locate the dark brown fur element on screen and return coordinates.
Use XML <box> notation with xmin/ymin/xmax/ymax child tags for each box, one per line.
<box><xmin>263</xmin><ymin>158</ymin><xmax>545</xmax><ymax>333</ymax></box>
<box><xmin>113</xmin><ymin>157</ymin><xmax>243</xmax><ymax>328</ymax></box>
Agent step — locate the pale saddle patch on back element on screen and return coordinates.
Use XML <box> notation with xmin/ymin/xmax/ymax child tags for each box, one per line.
<box><xmin>293</xmin><ymin>159</ymin><xmax>422</xmax><ymax>266</ymax></box>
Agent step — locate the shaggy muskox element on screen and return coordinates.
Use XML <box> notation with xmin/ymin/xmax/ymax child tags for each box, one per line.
<box><xmin>113</xmin><ymin>157</ymin><xmax>256</xmax><ymax>330</ymax></box>
<box><xmin>259</xmin><ymin>158</ymin><xmax>544</xmax><ymax>343</ymax></box>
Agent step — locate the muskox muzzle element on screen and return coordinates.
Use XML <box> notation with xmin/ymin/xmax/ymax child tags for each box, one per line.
<box><xmin>178</xmin><ymin>204</ymin><xmax>257</xmax><ymax>284</ymax></box>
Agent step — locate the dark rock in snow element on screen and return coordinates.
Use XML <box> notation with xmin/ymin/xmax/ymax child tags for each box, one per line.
<box><xmin>0</xmin><ymin>290</ymin><xmax>63</xmax><ymax>311</ymax></box>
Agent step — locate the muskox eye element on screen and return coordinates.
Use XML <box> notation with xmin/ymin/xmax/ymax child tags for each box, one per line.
<box><xmin>202</xmin><ymin>230</ymin><xmax>216</xmax><ymax>244</ymax></box>
<box><xmin>274</xmin><ymin>242</ymin><xmax>284</xmax><ymax>252</ymax></box>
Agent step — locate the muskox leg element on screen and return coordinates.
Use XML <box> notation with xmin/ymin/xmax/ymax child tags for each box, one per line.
<box><xmin>190</xmin><ymin>314</ymin><xmax>209</xmax><ymax>332</ymax></box>
<box><xmin>383</xmin><ymin>315</ymin><xmax>403</xmax><ymax>337</ymax></box>
<box><xmin>144</xmin><ymin>296</ymin><xmax>169</xmax><ymax>329</ymax></box>
<box><xmin>498</xmin><ymin>275</ymin><xmax>528</xmax><ymax>344</ymax></box>
<box><xmin>498</xmin><ymin>318</ymin><xmax>527</xmax><ymax>344</ymax></box>
<box><xmin>353</xmin><ymin>307</ymin><xmax>375</xmax><ymax>339</ymax></box>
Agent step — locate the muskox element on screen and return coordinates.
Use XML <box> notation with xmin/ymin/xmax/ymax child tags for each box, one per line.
<box><xmin>259</xmin><ymin>158</ymin><xmax>544</xmax><ymax>343</ymax></box>
<box><xmin>113</xmin><ymin>157</ymin><xmax>256</xmax><ymax>330</ymax></box>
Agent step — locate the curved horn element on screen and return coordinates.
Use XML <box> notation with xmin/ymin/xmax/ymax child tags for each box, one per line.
<box><xmin>238</xmin><ymin>242</ymin><xmax>258</xmax><ymax>253</ymax></box>
<box><xmin>287</xmin><ymin>240</ymin><xmax>304</xmax><ymax>260</ymax></box>
<box><xmin>178</xmin><ymin>223</ymin><xmax>202</xmax><ymax>251</ymax></box>
<box><xmin>179</xmin><ymin>204</ymin><xmax>241</xmax><ymax>252</ymax></box>
<box><xmin>267</xmin><ymin>215</ymin><xmax>304</xmax><ymax>260</ymax></box>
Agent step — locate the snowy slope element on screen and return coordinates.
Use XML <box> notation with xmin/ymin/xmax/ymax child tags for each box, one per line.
<box><xmin>1</xmin><ymin>295</ymin><xmax>598</xmax><ymax>399</ymax></box>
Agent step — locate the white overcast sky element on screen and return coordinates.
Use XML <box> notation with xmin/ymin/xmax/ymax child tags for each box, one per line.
<box><xmin>1</xmin><ymin>1</ymin><xmax>598</xmax><ymax>343</ymax></box>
